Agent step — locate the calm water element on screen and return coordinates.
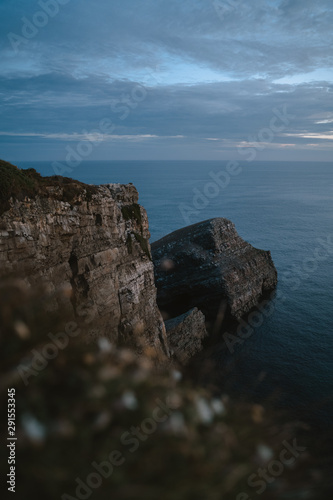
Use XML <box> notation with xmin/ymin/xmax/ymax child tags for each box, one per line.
<box><xmin>17</xmin><ymin>160</ymin><xmax>333</xmax><ymax>424</ymax></box>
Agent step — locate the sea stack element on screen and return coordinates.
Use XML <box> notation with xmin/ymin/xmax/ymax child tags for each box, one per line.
<box><xmin>151</xmin><ymin>218</ymin><xmax>278</xmax><ymax>322</ymax></box>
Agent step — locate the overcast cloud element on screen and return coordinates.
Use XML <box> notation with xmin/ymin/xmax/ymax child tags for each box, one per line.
<box><xmin>0</xmin><ymin>0</ymin><xmax>332</xmax><ymax>161</ymax></box>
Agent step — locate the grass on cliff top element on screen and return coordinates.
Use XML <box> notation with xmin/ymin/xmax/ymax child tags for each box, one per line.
<box><xmin>0</xmin><ymin>159</ymin><xmax>98</xmax><ymax>216</ymax></box>
<box><xmin>121</xmin><ymin>203</ymin><xmax>142</xmax><ymax>225</ymax></box>
<box><xmin>0</xmin><ymin>160</ymin><xmax>38</xmax><ymax>215</ymax></box>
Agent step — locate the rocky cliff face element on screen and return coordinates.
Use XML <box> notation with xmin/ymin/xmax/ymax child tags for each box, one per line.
<box><xmin>152</xmin><ymin>218</ymin><xmax>277</xmax><ymax>321</ymax></box>
<box><xmin>165</xmin><ymin>308</ymin><xmax>208</xmax><ymax>365</ymax></box>
<box><xmin>0</xmin><ymin>164</ymin><xmax>168</xmax><ymax>355</ymax></box>
<box><xmin>0</xmin><ymin>162</ymin><xmax>278</xmax><ymax>364</ymax></box>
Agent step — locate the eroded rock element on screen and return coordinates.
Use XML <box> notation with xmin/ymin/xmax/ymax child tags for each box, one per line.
<box><xmin>165</xmin><ymin>307</ymin><xmax>208</xmax><ymax>365</ymax></box>
<box><xmin>152</xmin><ymin>218</ymin><xmax>277</xmax><ymax>321</ymax></box>
<box><xmin>0</xmin><ymin>164</ymin><xmax>168</xmax><ymax>355</ymax></box>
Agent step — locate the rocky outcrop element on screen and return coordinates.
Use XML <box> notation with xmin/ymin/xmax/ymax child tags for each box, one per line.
<box><xmin>152</xmin><ymin>218</ymin><xmax>277</xmax><ymax>321</ymax></box>
<box><xmin>0</xmin><ymin>163</ymin><xmax>168</xmax><ymax>355</ymax></box>
<box><xmin>165</xmin><ymin>308</ymin><xmax>208</xmax><ymax>365</ymax></box>
<box><xmin>0</xmin><ymin>162</ymin><xmax>278</xmax><ymax>364</ymax></box>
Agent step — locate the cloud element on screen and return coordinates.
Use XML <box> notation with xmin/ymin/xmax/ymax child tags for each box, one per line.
<box><xmin>0</xmin><ymin>131</ymin><xmax>185</xmax><ymax>142</ymax></box>
<box><xmin>2</xmin><ymin>1</ymin><xmax>332</xmax><ymax>81</ymax></box>
<box><xmin>283</xmin><ymin>132</ymin><xmax>333</xmax><ymax>140</ymax></box>
<box><xmin>0</xmin><ymin>0</ymin><xmax>332</xmax><ymax>160</ymax></box>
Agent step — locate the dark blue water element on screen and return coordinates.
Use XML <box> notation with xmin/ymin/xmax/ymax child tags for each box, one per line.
<box><xmin>17</xmin><ymin>160</ymin><xmax>333</xmax><ymax>423</ymax></box>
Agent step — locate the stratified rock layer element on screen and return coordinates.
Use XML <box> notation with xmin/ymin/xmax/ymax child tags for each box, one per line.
<box><xmin>0</xmin><ymin>171</ymin><xmax>168</xmax><ymax>355</ymax></box>
<box><xmin>165</xmin><ymin>308</ymin><xmax>208</xmax><ymax>365</ymax></box>
<box><xmin>152</xmin><ymin>218</ymin><xmax>277</xmax><ymax>320</ymax></box>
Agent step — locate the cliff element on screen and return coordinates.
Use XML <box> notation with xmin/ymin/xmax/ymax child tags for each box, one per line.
<box><xmin>0</xmin><ymin>161</ymin><xmax>278</xmax><ymax>363</ymax></box>
<box><xmin>0</xmin><ymin>161</ymin><xmax>168</xmax><ymax>355</ymax></box>
<box><xmin>152</xmin><ymin>218</ymin><xmax>277</xmax><ymax>321</ymax></box>
<box><xmin>165</xmin><ymin>308</ymin><xmax>208</xmax><ymax>364</ymax></box>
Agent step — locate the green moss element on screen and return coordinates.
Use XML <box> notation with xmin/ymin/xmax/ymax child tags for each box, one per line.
<box><xmin>126</xmin><ymin>234</ymin><xmax>133</xmax><ymax>254</ymax></box>
<box><xmin>121</xmin><ymin>203</ymin><xmax>142</xmax><ymax>225</ymax></box>
<box><xmin>126</xmin><ymin>231</ymin><xmax>150</xmax><ymax>259</ymax></box>
<box><xmin>134</xmin><ymin>232</ymin><xmax>151</xmax><ymax>259</ymax></box>
<box><xmin>0</xmin><ymin>160</ymin><xmax>39</xmax><ymax>215</ymax></box>
<box><xmin>0</xmin><ymin>159</ymin><xmax>98</xmax><ymax>215</ymax></box>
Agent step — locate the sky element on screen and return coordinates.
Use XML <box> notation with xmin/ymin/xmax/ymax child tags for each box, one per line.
<box><xmin>0</xmin><ymin>0</ymin><xmax>332</xmax><ymax>162</ymax></box>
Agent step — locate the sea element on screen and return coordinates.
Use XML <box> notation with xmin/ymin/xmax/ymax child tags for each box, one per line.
<box><xmin>17</xmin><ymin>160</ymin><xmax>333</xmax><ymax>426</ymax></box>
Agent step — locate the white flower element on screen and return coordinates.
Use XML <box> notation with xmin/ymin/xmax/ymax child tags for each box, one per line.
<box><xmin>257</xmin><ymin>444</ymin><xmax>274</xmax><ymax>462</ymax></box>
<box><xmin>22</xmin><ymin>414</ymin><xmax>46</xmax><ymax>442</ymax></box>
<box><xmin>171</xmin><ymin>370</ymin><xmax>182</xmax><ymax>382</ymax></box>
<box><xmin>211</xmin><ymin>398</ymin><xmax>226</xmax><ymax>416</ymax></box>
<box><xmin>121</xmin><ymin>390</ymin><xmax>138</xmax><ymax>410</ymax></box>
<box><xmin>195</xmin><ymin>397</ymin><xmax>214</xmax><ymax>424</ymax></box>
<box><xmin>168</xmin><ymin>412</ymin><xmax>187</xmax><ymax>435</ymax></box>
<box><xmin>97</xmin><ymin>338</ymin><xmax>113</xmax><ymax>353</ymax></box>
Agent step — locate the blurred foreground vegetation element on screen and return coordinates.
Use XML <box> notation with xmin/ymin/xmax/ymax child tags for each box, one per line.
<box><xmin>1</xmin><ymin>279</ymin><xmax>333</xmax><ymax>500</ymax></box>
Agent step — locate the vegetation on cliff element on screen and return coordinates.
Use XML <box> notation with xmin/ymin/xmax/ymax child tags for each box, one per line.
<box><xmin>0</xmin><ymin>281</ymin><xmax>332</xmax><ymax>500</ymax></box>
<box><xmin>121</xmin><ymin>203</ymin><xmax>143</xmax><ymax>225</ymax></box>
<box><xmin>0</xmin><ymin>159</ymin><xmax>97</xmax><ymax>215</ymax></box>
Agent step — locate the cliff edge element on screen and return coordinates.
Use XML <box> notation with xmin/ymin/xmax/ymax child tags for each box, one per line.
<box><xmin>0</xmin><ymin>160</ymin><xmax>168</xmax><ymax>355</ymax></box>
